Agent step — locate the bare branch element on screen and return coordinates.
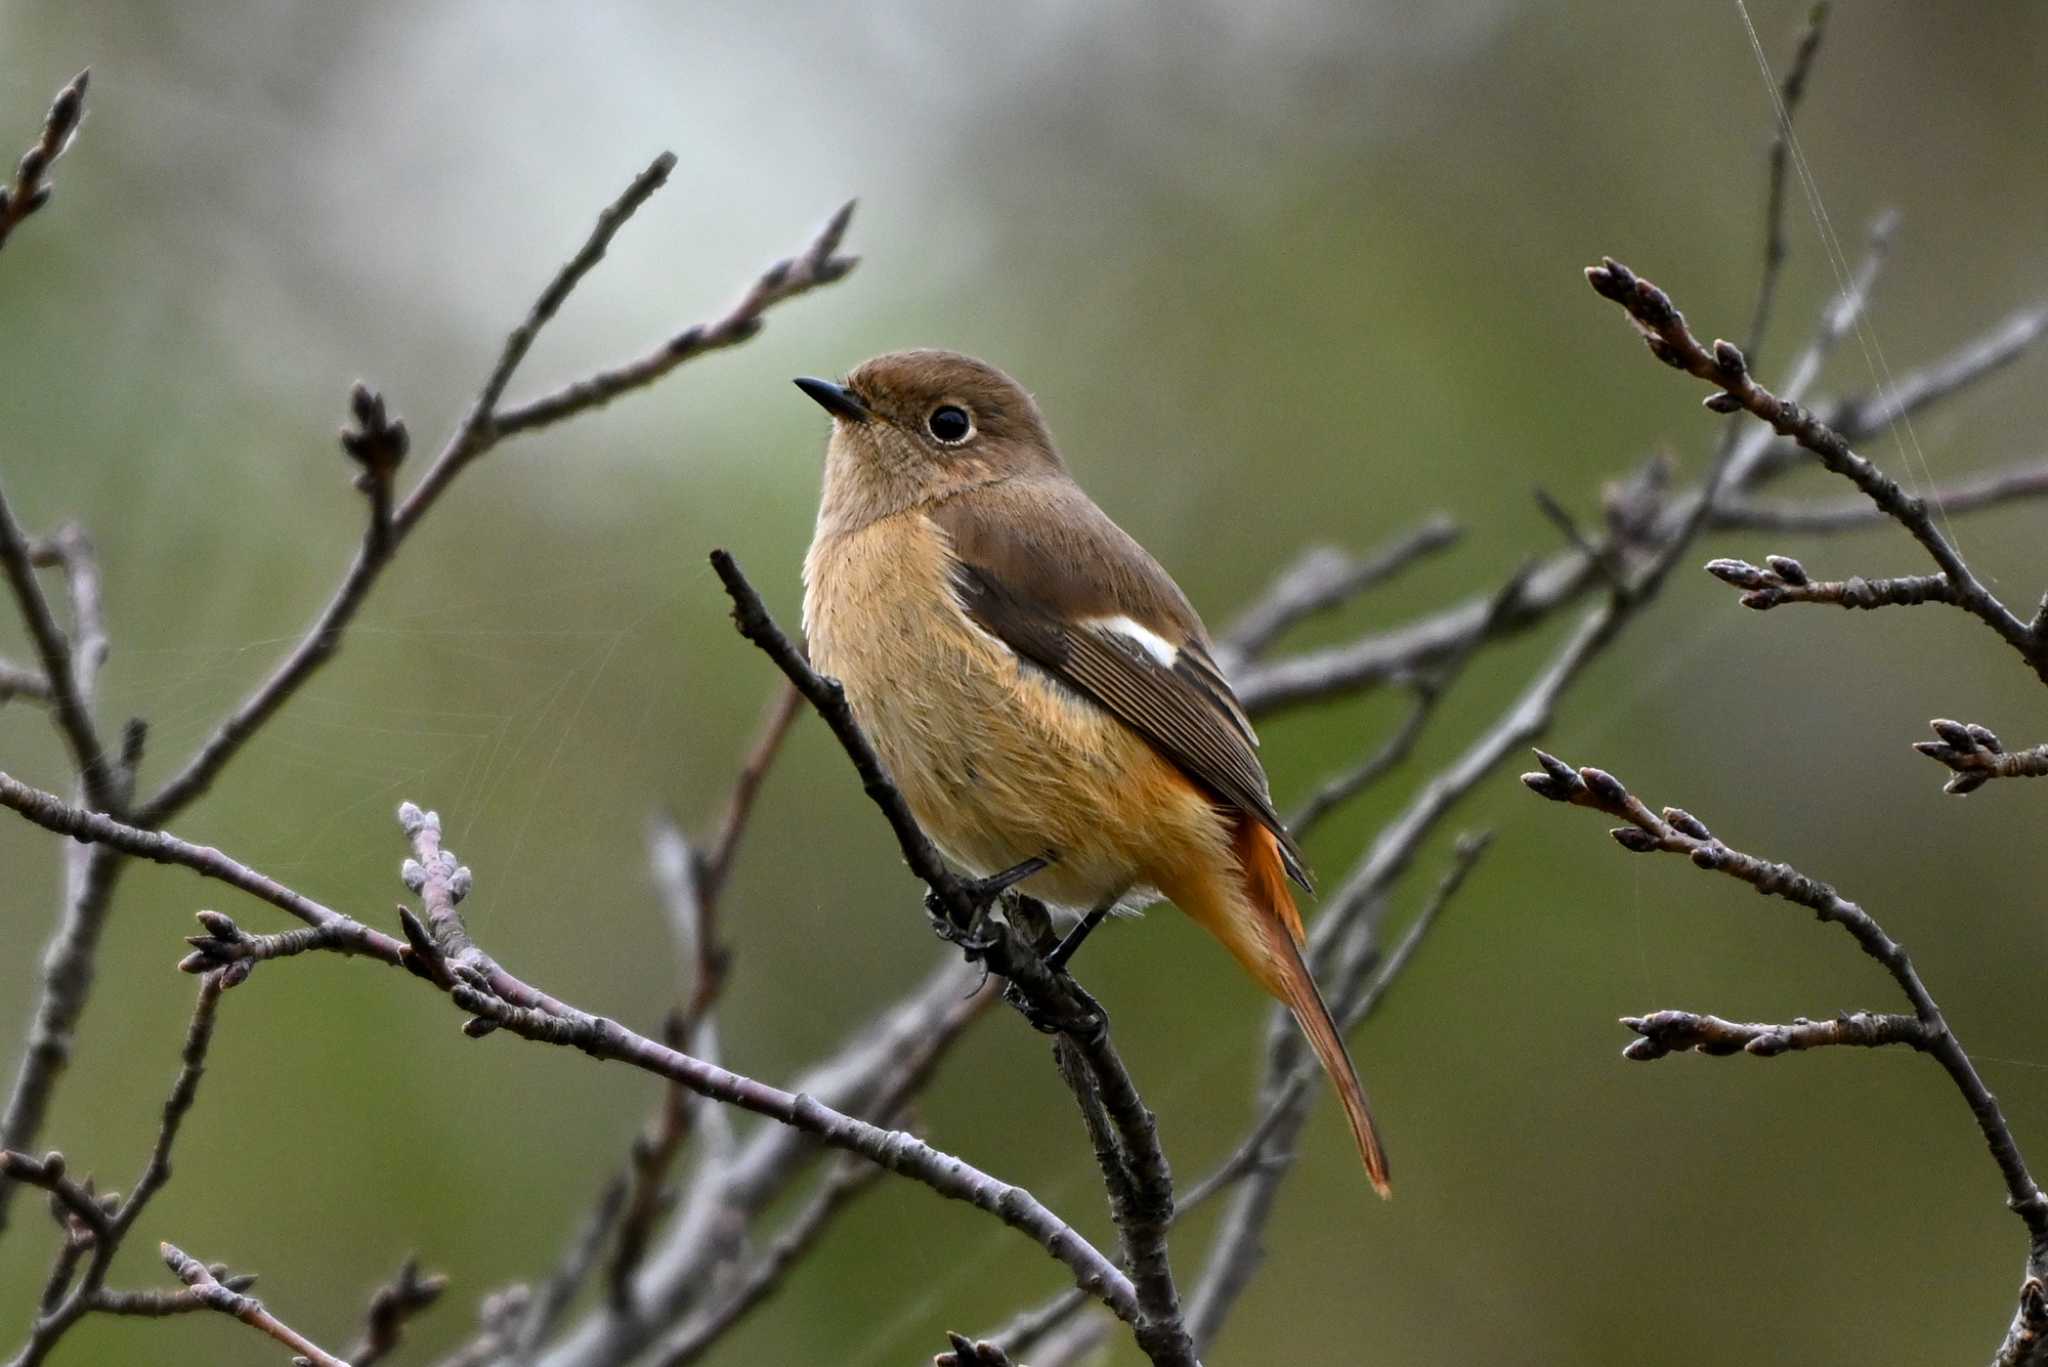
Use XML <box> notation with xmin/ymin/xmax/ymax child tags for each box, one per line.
<box><xmin>1217</xmin><ymin>514</ymin><xmax>1460</xmax><ymax>664</ymax></box>
<box><xmin>0</xmin><ymin>769</ymin><xmax>1137</xmax><ymax>1330</ymax></box>
<box><xmin>0</xmin><ymin>498</ymin><xmax>114</xmax><ymax>807</ymax></box>
<box><xmin>1186</xmin><ymin>832</ymin><xmax>1490</xmax><ymax>1351</ymax></box>
<box><xmin>136</xmin><ymin>171</ymin><xmax>855</xmax><ymax>827</ymax></box>
<box><xmin>648</xmin><ymin>1154</ymin><xmax>882</xmax><ymax>1367</ymax></box>
<box><xmin>709</xmin><ymin>552</ymin><xmax>1196</xmax><ymax>1363</ymax></box>
<box><xmin>936</xmin><ymin>1332</ymin><xmax>1018</xmax><ymax>1367</ymax></box>
<box><xmin>3</xmin><ymin>972</ymin><xmax>234</xmax><ymax>1367</ymax></box>
<box><xmin>346</xmin><ymin>1258</ymin><xmax>448</xmax><ymax>1367</ymax></box>
<box><xmin>1738</xmin><ymin>1</ymin><xmax>1828</xmax><ymax>371</ymax></box>
<box><xmin>1713</xmin><ymin>457</ymin><xmax>2048</xmax><ymax>531</ymax></box>
<box><xmin>532</xmin><ymin>956</ymin><xmax>995</xmax><ymax>1367</ymax></box>
<box><xmin>1523</xmin><ymin>752</ymin><xmax>2048</xmax><ymax>1357</ymax></box>
<box><xmin>492</xmin><ymin>199</ymin><xmax>857</xmax><ymax>437</ymax></box>
<box><xmin>1620</xmin><ymin>1008</ymin><xmax>1927</xmax><ymax>1060</ymax></box>
<box><xmin>0</xmin><ymin>69</ymin><xmax>87</xmax><ymax>251</ymax></box>
<box><xmin>0</xmin><ymin>1151</ymin><xmax>108</xmax><ymax>1243</ymax></box>
<box><xmin>1831</xmin><ymin>306</ymin><xmax>2048</xmax><ymax>443</ymax></box>
<box><xmin>1586</xmin><ymin>256</ymin><xmax>2046</xmax><ymax>680</ymax></box>
<box><xmin>535</xmin><ymin>689</ymin><xmax>800</xmax><ymax>1337</ymax></box>
<box><xmin>699</xmin><ymin>680</ymin><xmax>803</xmax><ymax>902</ymax></box>
<box><xmin>0</xmin><ymin>657</ymin><xmax>50</xmax><ymax>703</ymax></box>
<box><xmin>1705</xmin><ymin>554</ymin><xmax>1953</xmax><ymax>611</ymax></box>
<box><xmin>160</xmin><ymin>1242</ymin><xmax>350</xmax><ymax>1367</ymax></box>
<box><xmin>1914</xmin><ymin>720</ymin><xmax>2048</xmax><ymax>795</ymax></box>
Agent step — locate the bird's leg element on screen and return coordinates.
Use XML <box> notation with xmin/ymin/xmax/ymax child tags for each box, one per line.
<box><xmin>924</xmin><ymin>853</ymin><xmax>1054</xmax><ymax>951</ymax></box>
<box><xmin>1044</xmin><ymin>888</ymin><xmax>1126</xmax><ymax>974</ymax></box>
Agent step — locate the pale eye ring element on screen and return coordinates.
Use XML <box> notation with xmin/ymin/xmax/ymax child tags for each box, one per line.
<box><xmin>927</xmin><ymin>404</ymin><xmax>973</xmax><ymax>444</ymax></box>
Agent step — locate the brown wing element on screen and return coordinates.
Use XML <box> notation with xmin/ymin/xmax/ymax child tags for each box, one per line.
<box><xmin>929</xmin><ymin>483</ymin><xmax>1312</xmax><ymax>891</ymax></box>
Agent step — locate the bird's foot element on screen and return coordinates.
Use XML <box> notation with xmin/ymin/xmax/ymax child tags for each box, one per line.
<box><xmin>924</xmin><ymin>854</ymin><xmax>1053</xmax><ymax>955</ymax></box>
<box><xmin>1003</xmin><ymin>973</ymin><xmax>1109</xmax><ymax>1045</ymax></box>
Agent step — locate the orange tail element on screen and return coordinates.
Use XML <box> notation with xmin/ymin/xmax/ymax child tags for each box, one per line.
<box><xmin>1165</xmin><ymin>817</ymin><xmax>1391</xmax><ymax>1198</ymax></box>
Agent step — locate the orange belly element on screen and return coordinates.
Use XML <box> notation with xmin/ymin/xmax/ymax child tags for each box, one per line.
<box><xmin>803</xmin><ymin>511</ymin><xmax>1237</xmax><ymax>913</ymax></box>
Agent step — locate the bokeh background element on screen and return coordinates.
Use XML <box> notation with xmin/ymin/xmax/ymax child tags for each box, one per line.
<box><xmin>4</xmin><ymin>3</ymin><xmax>2048</xmax><ymax>1363</ymax></box>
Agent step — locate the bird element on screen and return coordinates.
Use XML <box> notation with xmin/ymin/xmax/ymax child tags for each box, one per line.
<box><xmin>796</xmin><ymin>349</ymin><xmax>1389</xmax><ymax>1196</ymax></box>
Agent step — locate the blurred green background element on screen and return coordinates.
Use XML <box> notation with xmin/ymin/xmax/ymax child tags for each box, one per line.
<box><xmin>4</xmin><ymin>3</ymin><xmax>2047</xmax><ymax>1363</ymax></box>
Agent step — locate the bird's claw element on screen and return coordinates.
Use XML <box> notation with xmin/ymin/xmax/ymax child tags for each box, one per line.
<box><xmin>925</xmin><ymin>891</ymin><xmax>999</xmax><ymax>956</ymax></box>
<box><xmin>1001</xmin><ymin>975</ymin><xmax>1108</xmax><ymax>1044</ymax></box>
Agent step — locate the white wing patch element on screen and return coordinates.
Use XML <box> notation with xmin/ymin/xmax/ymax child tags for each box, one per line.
<box><xmin>1092</xmin><ymin>615</ymin><xmax>1179</xmax><ymax>667</ymax></box>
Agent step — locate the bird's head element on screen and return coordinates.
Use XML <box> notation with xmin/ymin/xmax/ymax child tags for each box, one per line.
<box><xmin>798</xmin><ymin>350</ymin><xmax>1064</xmax><ymax>532</ymax></box>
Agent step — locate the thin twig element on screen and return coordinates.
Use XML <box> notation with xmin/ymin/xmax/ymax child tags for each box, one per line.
<box><xmin>136</xmin><ymin>174</ymin><xmax>855</xmax><ymax>827</ymax></box>
<box><xmin>1913</xmin><ymin>720</ymin><xmax>2048</xmax><ymax>795</ymax></box>
<box><xmin>1739</xmin><ymin>2</ymin><xmax>1828</xmax><ymax>371</ymax></box>
<box><xmin>0</xmin><ymin>70</ymin><xmax>87</xmax><ymax>251</ymax></box>
<box><xmin>0</xmin><ymin>770</ymin><xmax>1138</xmax><ymax>1327</ymax></box>
<box><xmin>648</xmin><ymin>1153</ymin><xmax>883</xmax><ymax>1367</ymax></box>
<box><xmin>1523</xmin><ymin>752</ymin><xmax>2048</xmax><ymax>1361</ymax></box>
<box><xmin>1705</xmin><ymin>554</ymin><xmax>1954</xmax><ymax>611</ymax></box>
<box><xmin>1619</xmin><ymin>1008</ymin><xmax>1928</xmax><ymax>1060</ymax></box>
<box><xmin>709</xmin><ymin>551</ymin><xmax>1199</xmax><ymax>1363</ymax></box>
<box><xmin>0</xmin><ymin>657</ymin><xmax>50</xmax><ymax>703</ymax></box>
<box><xmin>4</xmin><ymin>973</ymin><xmax>232</xmax><ymax>1367</ymax></box>
<box><xmin>1587</xmin><ymin>256</ymin><xmax>2046</xmax><ymax>680</ymax></box>
<box><xmin>1217</xmin><ymin>514</ymin><xmax>1461</xmax><ymax>663</ymax></box>
<box><xmin>588</xmin><ymin>689</ymin><xmax>799</xmax><ymax>1322</ymax></box>
<box><xmin>0</xmin><ymin>492</ymin><xmax>112</xmax><ymax>808</ymax></box>
<box><xmin>160</xmin><ymin>1242</ymin><xmax>351</xmax><ymax>1367</ymax></box>
<box><xmin>1713</xmin><ymin>457</ymin><xmax>2048</xmax><ymax>531</ymax></box>
<box><xmin>346</xmin><ymin>1258</ymin><xmax>449</xmax><ymax>1367</ymax></box>
<box><xmin>1184</xmin><ymin>832</ymin><xmax>1491</xmax><ymax>1351</ymax></box>
<box><xmin>491</xmin><ymin>200</ymin><xmax>856</xmax><ymax>437</ymax></box>
<box><xmin>699</xmin><ymin>680</ymin><xmax>803</xmax><ymax>902</ymax></box>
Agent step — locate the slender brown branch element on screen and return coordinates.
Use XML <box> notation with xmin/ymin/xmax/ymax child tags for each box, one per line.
<box><xmin>160</xmin><ymin>1242</ymin><xmax>351</xmax><ymax>1367</ymax></box>
<box><xmin>0</xmin><ymin>70</ymin><xmax>87</xmax><ymax>251</ymax></box>
<box><xmin>0</xmin><ymin>492</ymin><xmax>113</xmax><ymax>808</ymax></box>
<box><xmin>566</xmin><ymin>687</ymin><xmax>799</xmax><ymax>1329</ymax></box>
<box><xmin>524</xmin><ymin>954</ymin><xmax>996</xmax><ymax>1367</ymax></box>
<box><xmin>1713</xmin><ymin>457</ymin><xmax>2048</xmax><ymax>532</ymax></box>
<box><xmin>1217</xmin><ymin>514</ymin><xmax>1461</xmax><ymax>664</ymax></box>
<box><xmin>648</xmin><ymin>1153</ymin><xmax>883</xmax><ymax>1367</ymax></box>
<box><xmin>136</xmin><ymin>173</ymin><xmax>855</xmax><ymax>828</ymax></box>
<box><xmin>1739</xmin><ymin>1</ymin><xmax>1828</xmax><ymax>371</ymax></box>
<box><xmin>1185</xmin><ymin>832</ymin><xmax>1490</xmax><ymax>1351</ymax></box>
<box><xmin>709</xmin><ymin>550</ymin><xmax>1195</xmax><ymax>1363</ymax></box>
<box><xmin>0</xmin><ymin>1151</ymin><xmax>109</xmax><ymax>1242</ymax></box>
<box><xmin>1587</xmin><ymin>256</ymin><xmax>2046</xmax><ymax>680</ymax></box>
<box><xmin>1620</xmin><ymin>1008</ymin><xmax>1928</xmax><ymax>1060</ymax></box>
<box><xmin>1830</xmin><ymin>305</ymin><xmax>2048</xmax><ymax>444</ymax></box>
<box><xmin>0</xmin><ymin>769</ymin><xmax>404</xmax><ymax>958</ymax></box>
<box><xmin>1523</xmin><ymin>752</ymin><xmax>2048</xmax><ymax>1358</ymax></box>
<box><xmin>0</xmin><ymin>770</ymin><xmax>1135</xmax><ymax>1327</ymax></box>
<box><xmin>0</xmin><ymin>657</ymin><xmax>50</xmax><ymax>703</ymax></box>
<box><xmin>699</xmin><ymin>680</ymin><xmax>803</xmax><ymax>901</ymax></box>
<box><xmin>4</xmin><ymin>972</ymin><xmax>232</xmax><ymax>1367</ymax></box>
<box><xmin>491</xmin><ymin>200</ymin><xmax>857</xmax><ymax>438</ymax></box>
<box><xmin>1705</xmin><ymin>554</ymin><xmax>1953</xmax><ymax>611</ymax></box>
<box><xmin>346</xmin><ymin>1258</ymin><xmax>448</xmax><ymax>1367</ymax></box>
<box><xmin>1914</xmin><ymin>720</ymin><xmax>2048</xmax><ymax>795</ymax></box>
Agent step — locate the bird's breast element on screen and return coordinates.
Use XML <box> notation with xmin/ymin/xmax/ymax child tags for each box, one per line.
<box><xmin>801</xmin><ymin>512</ymin><xmax>1222</xmax><ymax>910</ymax></box>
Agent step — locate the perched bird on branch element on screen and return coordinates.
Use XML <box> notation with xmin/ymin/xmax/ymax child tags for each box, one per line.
<box><xmin>798</xmin><ymin>350</ymin><xmax>1389</xmax><ymax>1196</ymax></box>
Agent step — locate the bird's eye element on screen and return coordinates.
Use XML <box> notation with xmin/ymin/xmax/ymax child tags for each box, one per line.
<box><xmin>927</xmin><ymin>404</ymin><xmax>972</xmax><ymax>445</ymax></box>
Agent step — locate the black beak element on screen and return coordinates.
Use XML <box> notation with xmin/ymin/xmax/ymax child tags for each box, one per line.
<box><xmin>794</xmin><ymin>376</ymin><xmax>870</xmax><ymax>423</ymax></box>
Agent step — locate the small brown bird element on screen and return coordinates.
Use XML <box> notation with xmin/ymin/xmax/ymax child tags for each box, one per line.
<box><xmin>798</xmin><ymin>350</ymin><xmax>1389</xmax><ymax>1196</ymax></box>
